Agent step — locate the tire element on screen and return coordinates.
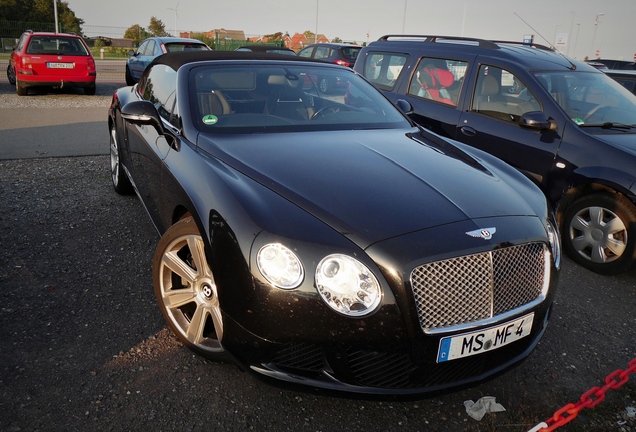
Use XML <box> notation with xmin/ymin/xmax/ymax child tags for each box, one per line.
<box><xmin>153</xmin><ymin>217</ymin><xmax>229</xmax><ymax>361</ymax></box>
<box><xmin>562</xmin><ymin>192</ymin><xmax>636</xmax><ymax>274</ymax></box>
<box><xmin>84</xmin><ymin>84</ymin><xmax>96</xmax><ymax>95</ymax></box>
<box><xmin>16</xmin><ymin>79</ymin><xmax>27</xmax><ymax>96</ymax></box>
<box><xmin>125</xmin><ymin>66</ymin><xmax>135</xmax><ymax>86</ymax></box>
<box><xmin>318</xmin><ymin>77</ymin><xmax>330</xmax><ymax>94</ymax></box>
<box><xmin>6</xmin><ymin>64</ymin><xmax>16</xmax><ymax>85</ymax></box>
<box><xmin>109</xmin><ymin>122</ymin><xmax>134</xmax><ymax>195</ymax></box>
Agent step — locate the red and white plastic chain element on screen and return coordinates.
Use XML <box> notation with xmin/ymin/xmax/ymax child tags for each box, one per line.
<box><xmin>528</xmin><ymin>356</ymin><xmax>636</xmax><ymax>432</ymax></box>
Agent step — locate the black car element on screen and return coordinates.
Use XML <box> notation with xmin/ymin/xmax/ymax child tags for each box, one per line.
<box><xmin>298</xmin><ymin>42</ymin><xmax>361</xmax><ymax>93</ymax></box>
<box><xmin>355</xmin><ymin>35</ymin><xmax>636</xmax><ymax>275</ymax></box>
<box><xmin>108</xmin><ymin>51</ymin><xmax>560</xmax><ymax>396</ymax></box>
<box><xmin>605</xmin><ymin>69</ymin><xmax>636</xmax><ymax>96</ymax></box>
<box><xmin>235</xmin><ymin>44</ymin><xmax>296</xmax><ymax>56</ymax></box>
<box><xmin>591</xmin><ymin>59</ymin><xmax>636</xmax><ymax>70</ymax></box>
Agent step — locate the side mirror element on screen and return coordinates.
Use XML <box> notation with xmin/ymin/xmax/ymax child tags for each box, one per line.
<box><xmin>395</xmin><ymin>99</ymin><xmax>414</xmax><ymax>115</ymax></box>
<box><xmin>6</xmin><ymin>45</ymin><xmax>14</xmax><ymax>51</ymax></box>
<box><xmin>121</xmin><ymin>100</ymin><xmax>164</xmax><ymax>134</ymax></box>
<box><xmin>520</xmin><ymin>111</ymin><xmax>558</xmax><ymax>131</ymax></box>
<box><xmin>128</xmin><ymin>49</ymin><xmax>136</xmax><ymax>57</ymax></box>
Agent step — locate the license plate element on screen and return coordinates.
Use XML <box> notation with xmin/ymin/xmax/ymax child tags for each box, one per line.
<box><xmin>436</xmin><ymin>313</ymin><xmax>534</xmax><ymax>363</ymax></box>
<box><xmin>47</xmin><ymin>62</ymin><xmax>74</xmax><ymax>69</ymax></box>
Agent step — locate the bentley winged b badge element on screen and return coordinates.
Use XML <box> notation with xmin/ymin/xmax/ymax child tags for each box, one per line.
<box><xmin>466</xmin><ymin>227</ymin><xmax>497</xmax><ymax>240</ymax></box>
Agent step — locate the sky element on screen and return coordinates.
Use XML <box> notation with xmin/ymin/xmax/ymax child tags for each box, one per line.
<box><xmin>65</xmin><ymin>0</ymin><xmax>635</xmax><ymax>61</ymax></box>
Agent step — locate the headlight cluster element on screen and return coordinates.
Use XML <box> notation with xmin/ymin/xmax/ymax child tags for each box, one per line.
<box><xmin>546</xmin><ymin>220</ymin><xmax>561</xmax><ymax>269</ymax></box>
<box><xmin>257</xmin><ymin>244</ymin><xmax>382</xmax><ymax>317</ymax></box>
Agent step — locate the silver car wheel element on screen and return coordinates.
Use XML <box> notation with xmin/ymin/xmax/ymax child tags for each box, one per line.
<box><xmin>568</xmin><ymin>205</ymin><xmax>627</xmax><ymax>264</ymax></box>
<box><xmin>154</xmin><ymin>218</ymin><xmax>226</xmax><ymax>358</ymax></box>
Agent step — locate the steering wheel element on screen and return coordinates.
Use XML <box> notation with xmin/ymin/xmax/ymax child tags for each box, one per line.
<box><xmin>583</xmin><ymin>104</ymin><xmax>611</xmax><ymax>122</ymax></box>
<box><xmin>310</xmin><ymin>105</ymin><xmax>350</xmax><ymax>120</ymax></box>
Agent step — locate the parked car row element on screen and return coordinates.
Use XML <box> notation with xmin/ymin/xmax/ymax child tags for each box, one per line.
<box><xmin>353</xmin><ymin>35</ymin><xmax>636</xmax><ymax>275</ymax></box>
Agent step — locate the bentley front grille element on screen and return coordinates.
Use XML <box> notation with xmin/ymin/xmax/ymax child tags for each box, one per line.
<box><xmin>410</xmin><ymin>243</ymin><xmax>549</xmax><ymax>332</ymax></box>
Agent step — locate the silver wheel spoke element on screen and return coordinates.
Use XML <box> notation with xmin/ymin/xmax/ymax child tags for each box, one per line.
<box><xmin>163</xmin><ymin>249</ymin><xmax>197</xmax><ymax>284</ymax></box>
<box><xmin>570</xmin><ymin>215</ymin><xmax>590</xmax><ymax>233</ymax></box>
<box><xmin>163</xmin><ymin>287</ymin><xmax>197</xmax><ymax>309</ymax></box>
<box><xmin>185</xmin><ymin>303</ymin><xmax>208</xmax><ymax>344</ymax></box>
<box><xmin>186</xmin><ymin>235</ymin><xmax>209</xmax><ymax>277</ymax></box>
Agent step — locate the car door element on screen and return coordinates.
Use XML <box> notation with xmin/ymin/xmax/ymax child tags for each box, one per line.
<box><xmin>130</xmin><ymin>40</ymin><xmax>157</xmax><ymax>81</ymax></box>
<box><xmin>126</xmin><ymin>64</ymin><xmax>178</xmax><ymax>229</ymax></box>
<box><xmin>396</xmin><ymin>54</ymin><xmax>475</xmax><ymax>139</ymax></box>
<box><xmin>456</xmin><ymin>63</ymin><xmax>564</xmax><ymax>190</ymax></box>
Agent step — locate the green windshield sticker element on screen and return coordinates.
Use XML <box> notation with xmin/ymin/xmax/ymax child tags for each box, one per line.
<box><xmin>573</xmin><ymin>118</ymin><xmax>584</xmax><ymax>125</ymax></box>
<box><xmin>203</xmin><ymin>115</ymin><xmax>218</xmax><ymax>125</ymax></box>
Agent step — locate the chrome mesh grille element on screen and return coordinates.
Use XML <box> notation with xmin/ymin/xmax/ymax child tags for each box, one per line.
<box><xmin>411</xmin><ymin>243</ymin><xmax>548</xmax><ymax>332</ymax></box>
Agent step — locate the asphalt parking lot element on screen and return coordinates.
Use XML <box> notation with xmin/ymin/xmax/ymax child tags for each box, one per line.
<box><xmin>0</xmin><ymin>69</ymin><xmax>635</xmax><ymax>432</ymax></box>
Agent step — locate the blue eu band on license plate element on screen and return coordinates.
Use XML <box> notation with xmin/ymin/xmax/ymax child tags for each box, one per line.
<box><xmin>436</xmin><ymin>313</ymin><xmax>534</xmax><ymax>363</ymax></box>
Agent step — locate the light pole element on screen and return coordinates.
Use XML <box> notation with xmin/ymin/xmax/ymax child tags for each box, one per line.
<box><xmin>590</xmin><ymin>13</ymin><xmax>604</xmax><ymax>58</ymax></box>
<box><xmin>573</xmin><ymin>23</ymin><xmax>580</xmax><ymax>58</ymax></box>
<box><xmin>567</xmin><ymin>11</ymin><xmax>575</xmax><ymax>56</ymax></box>
<box><xmin>315</xmin><ymin>0</ymin><xmax>318</xmax><ymax>43</ymax></box>
<box><xmin>402</xmin><ymin>0</ymin><xmax>408</xmax><ymax>33</ymax></box>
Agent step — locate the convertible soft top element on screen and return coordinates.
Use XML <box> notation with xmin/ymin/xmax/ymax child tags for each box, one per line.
<box><xmin>150</xmin><ymin>50</ymin><xmax>325</xmax><ymax>71</ymax></box>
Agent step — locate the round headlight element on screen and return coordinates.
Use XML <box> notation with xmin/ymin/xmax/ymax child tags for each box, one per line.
<box><xmin>315</xmin><ymin>254</ymin><xmax>382</xmax><ymax>317</ymax></box>
<box><xmin>546</xmin><ymin>220</ymin><xmax>561</xmax><ymax>269</ymax></box>
<box><xmin>257</xmin><ymin>243</ymin><xmax>304</xmax><ymax>289</ymax></box>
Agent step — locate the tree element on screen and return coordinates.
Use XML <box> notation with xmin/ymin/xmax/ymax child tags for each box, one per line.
<box><xmin>331</xmin><ymin>37</ymin><xmax>342</xmax><ymax>43</ymax></box>
<box><xmin>0</xmin><ymin>0</ymin><xmax>83</xmax><ymax>35</ymax></box>
<box><xmin>124</xmin><ymin>24</ymin><xmax>148</xmax><ymax>45</ymax></box>
<box><xmin>148</xmin><ymin>16</ymin><xmax>169</xmax><ymax>37</ymax></box>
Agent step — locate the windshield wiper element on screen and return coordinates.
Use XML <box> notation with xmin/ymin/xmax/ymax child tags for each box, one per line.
<box><xmin>579</xmin><ymin>122</ymin><xmax>635</xmax><ymax>130</ymax></box>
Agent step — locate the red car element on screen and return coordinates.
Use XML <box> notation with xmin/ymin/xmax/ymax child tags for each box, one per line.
<box><xmin>7</xmin><ymin>30</ymin><xmax>96</xmax><ymax>96</ymax></box>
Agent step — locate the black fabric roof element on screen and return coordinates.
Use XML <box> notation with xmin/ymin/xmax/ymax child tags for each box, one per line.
<box><xmin>150</xmin><ymin>50</ymin><xmax>323</xmax><ymax>71</ymax></box>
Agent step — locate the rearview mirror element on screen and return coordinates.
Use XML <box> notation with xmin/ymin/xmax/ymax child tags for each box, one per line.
<box><xmin>395</xmin><ymin>99</ymin><xmax>414</xmax><ymax>115</ymax></box>
<box><xmin>121</xmin><ymin>100</ymin><xmax>164</xmax><ymax>134</ymax></box>
<box><xmin>520</xmin><ymin>111</ymin><xmax>557</xmax><ymax>131</ymax></box>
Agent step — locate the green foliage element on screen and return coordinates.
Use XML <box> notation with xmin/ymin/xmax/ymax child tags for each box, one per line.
<box><xmin>124</xmin><ymin>24</ymin><xmax>148</xmax><ymax>45</ymax></box>
<box><xmin>189</xmin><ymin>32</ymin><xmax>214</xmax><ymax>49</ymax></box>
<box><xmin>148</xmin><ymin>16</ymin><xmax>169</xmax><ymax>37</ymax></box>
<box><xmin>0</xmin><ymin>0</ymin><xmax>82</xmax><ymax>35</ymax></box>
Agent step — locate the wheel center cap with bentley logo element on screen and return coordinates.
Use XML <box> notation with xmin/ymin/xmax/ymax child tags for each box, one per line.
<box><xmin>466</xmin><ymin>227</ymin><xmax>497</xmax><ymax>240</ymax></box>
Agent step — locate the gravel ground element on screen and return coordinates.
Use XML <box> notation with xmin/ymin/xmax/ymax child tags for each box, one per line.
<box><xmin>0</xmin><ymin>79</ymin><xmax>635</xmax><ymax>432</ymax></box>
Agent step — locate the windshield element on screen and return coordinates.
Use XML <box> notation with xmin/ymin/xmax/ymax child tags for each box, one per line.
<box><xmin>535</xmin><ymin>71</ymin><xmax>636</xmax><ymax>127</ymax></box>
<box><xmin>190</xmin><ymin>64</ymin><xmax>410</xmax><ymax>133</ymax></box>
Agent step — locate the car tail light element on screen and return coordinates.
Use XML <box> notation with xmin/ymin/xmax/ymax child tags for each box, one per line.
<box><xmin>20</xmin><ymin>56</ymin><xmax>33</xmax><ymax>74</ymax></box>
<box><xmin>87</xmin><ymin>56</ymin><xmax>95</xmax><ymax>71</ymax></box>
<box><xmin>335</xmin><ymin>59</ymin><xmax>351</xmax><ymax>67</ymax></box>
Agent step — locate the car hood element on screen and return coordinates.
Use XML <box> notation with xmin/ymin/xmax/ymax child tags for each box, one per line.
<box><xmin>197</xmin><ymin>129</ymin><xmax>541</xmax><ymax>248</ymax></box>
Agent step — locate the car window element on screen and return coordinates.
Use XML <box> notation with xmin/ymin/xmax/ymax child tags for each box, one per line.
<box><xmin>470</xmin><ymin>65</ymin><xmax>541</xmax><ymax>121</ymax></box>
<box><xmin>136</xmin><ymin>40</ymin><xmax>148</xmax><ymax>55</ymax></box>
<box><xmin>164</xmin><ymin>43</ymin><xmax>208</xmax><ymax>52</ymax></box>
<box><xmin>297</xmin><ymin>47</ymin><xmax>313</xmax><ymax>58</ymax></box>
<box><xmin>362</xmin><ymin>53</ymin><xmax>407</xmax><ymax>90</ymax></box>
<box><xmin>142</xmin><ymin>64</ymin><xmax>179</xmax><ymax>127</ymax></box>
<box><xmin>190</xmin><ymin>64</ymin><xmax>410</xmax><ymax>133</ymax></box>
<box><xmin>314</xmin><ymin>46</ymin><xmax>332</xmax><ymax>60</ymax></box>
<box><xmin>25</xmin><ymin>36</ymin><xmax>88</xmax><ymax>55</ymax></box>
<box><xmin>340</xmin><ymin>47</ymin><xmax>361</xmax><ymax>61</ymax></box>
<box><xmin>408</xmin><ymin>57</ymin><xmax>467</xmax><ymax>106</ymax></box>
<box><xmin>535</xmin><ymin>70</ymin><xmax>636</xmax><ymax>125</ymax></box>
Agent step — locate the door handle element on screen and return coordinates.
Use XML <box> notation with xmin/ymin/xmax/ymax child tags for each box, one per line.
<box><xmin>460</xmin><ymin>126</ymin><xmax>477</xmax><ymax>137</ymax></box>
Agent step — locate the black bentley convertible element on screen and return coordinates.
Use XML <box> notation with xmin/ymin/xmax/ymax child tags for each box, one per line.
<box><xmin>108</xmin><ymin>51</ymin><xmax>560</xmax><ymax>395</ymax></box>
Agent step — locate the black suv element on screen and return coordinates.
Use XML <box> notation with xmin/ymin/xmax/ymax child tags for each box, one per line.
<box><xmin>355</xmin><ymin>35</ymin><xmax>636</xmax><ymax>275</ymax></box>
